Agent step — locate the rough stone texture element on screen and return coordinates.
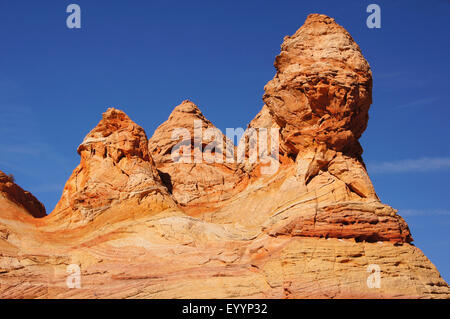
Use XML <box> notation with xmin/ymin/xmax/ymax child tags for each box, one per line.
<box><xmin>148</xmin><ymin>100</ymin><xmax>248</xmax><ymax>215</ymax></box>
<box><xmin>0</xmin><ymin>170</ymin><xmax>46</xmax><ymax>218</ymax></box>
<box><xmin>0</xmin><ymin>14</ymin><xmax>448</xmax><ymax>299</ymax></box>
<box><xmin>47</xmin><ymin>108</ymin><xmax>177</xmax><ymax>228</ymax></box>
<box><xmin>263</xmin><ymin>14</ymin><xmax>371</xmax><ymax>159</ymax></box>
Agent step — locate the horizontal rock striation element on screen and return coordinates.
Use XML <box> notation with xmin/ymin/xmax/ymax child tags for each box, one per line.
<box><xmin>0</xmin><ymin>14</ymin><xmax>447</xmax><ymax>299</ymax></box>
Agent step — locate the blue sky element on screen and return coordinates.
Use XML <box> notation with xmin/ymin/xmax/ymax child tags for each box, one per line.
<box><xmin>0</xmin><ymin>0</ymin><xmax>449</xmax><ymax>282</ymax></box>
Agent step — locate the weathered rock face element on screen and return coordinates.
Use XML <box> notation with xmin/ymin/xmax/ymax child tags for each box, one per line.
<box><xmin>248</xmin><ymin>11</ymin><xmax>378</xmax><ymax>193</ymax></box>
<box><xmin>263</xmin><ymin>14</ymin><xmax>371</xmax><ymax>158</ymax></box>
<box><xmin>148</xmin><ymin>100</ymin><xmax>247</xmax><ymax>215</ymax></box>
<box><xmin>0</xmin><ymin>170</ymin><xmax>46</xmax><ymax>219</ymax></box>
<box><xmin>0</xmin><ymin>14</ymin><xmax>448</xmax><ymax>299</ymax></box>
<box><xmin>229</xmin><ymin>14</ymin><xmax>390</xmax><ymax>243</ymax></box>
<box><xmin>49</xmin><ymin>108</ymin><xmax>177</xmax><ymax>227</ymax></box>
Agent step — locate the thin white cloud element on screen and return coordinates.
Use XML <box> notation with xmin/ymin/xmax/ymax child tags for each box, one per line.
<box><xmin>399</xmin><ymin>209</ymin><xmax>450</xmax><ymax>217</ymax></box>
<box><xmin>367</xmin><ymin>157</ymin><xmax>450</xmax><ymax>174</ymax></box>
<box><xmin>375</xmin><ymin>72</ymin><xmax>403</xmax><ymax>79</ymax></box>
<box><xmin>33</xmin><ymin>183</ymin><xmax>64</xmax><ymax>193</ymax></box>
<box><xmin>396</xmin><ymin>97</ymin><xmax>438</xmax><ymax>109</ymax></box>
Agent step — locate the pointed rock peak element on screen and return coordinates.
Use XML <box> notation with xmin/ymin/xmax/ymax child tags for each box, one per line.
<box><xmin>172</xmin><ymin>100</ymin><xmax>200</xmax><ymax>113</ymax></box>
<box><xmin>150</xmin><ymin>101</ymin><xmax>217</xmax><ymax>142</ymax></box>
<box><xmin>102</xmin><ymin>107</ymin><xmax>132</xmax><ymax>122</ymax></box>
<box><xmin>304</xmin><ymin>13</ymin><xmax>336</xmax><ymax>24</ymax></box>
<box><xmin>77</xmin><ymin>107</ymin><xmax>150</xmax><ymax>162</ymax></box>
<box><xmin>0</xmin><ymin>170</ymin><xmax>11</xmax><ymax>182</ymax></box>
<box><xmin>168</xmin><ymin>100</ymin><xmax>209</xmax><ymax>123</ymax></box>
<box><xmin>50</xmin><ymin>108</ymin><xmax>175</xmax><ymax>227</ymax></box>
<box><xmin>148</xmin><ymin>101</ymin><xmax>246</xmax><ymax>213</ymax></box>
<box><xmin>148</xmin><ymin>100</ymin><xmax>227</xmax><ymax>164</ymax></box>
<box><xmin>279</xmin><ymin>13</ymin><xmax>370</xmax><ymax>73</ymax></box>
<box><xmin>299</xmin><ymin>13</ymin><xmax>356</xmax><ymax>37</ymax></box>
<box><xmin>83</xmin><ymin>107</ymin><xmax>138</xmax><ymax>139</ymax></box>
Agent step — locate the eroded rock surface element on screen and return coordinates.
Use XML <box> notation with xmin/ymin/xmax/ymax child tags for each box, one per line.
<box><xmin>148</xmin><ymin>100</ymin><xmax>247</xmax><ymax>215</ymax></box>
<box><xmin>263</xmin><ymin>14</ymin><xmax>372</xmax><ymax>158</ymax></box>
<box><xmin>0</xmin><ymin>14</ymin><xmax>448</xmax><ymax>299</ymax></box>
<box><xmin>48</xmin><ymin>108</ymin><xmax>177</xmax><ymax>228</ymax></box>
<box><xmin>0</xmin><ymin>170</ymin><xmax>46</xmax><ymax>219</ymax></box>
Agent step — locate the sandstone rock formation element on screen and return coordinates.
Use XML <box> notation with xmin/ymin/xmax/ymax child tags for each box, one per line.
<box><xmin>47</xmin><ymin>108</ymin><xmax>177</xmax><ymax>228</ymax></box>
<box><xmin>0</xmin><ymin>14</ymin><xmax>448</xmax><ymax>299</ymax></box>
<box><xmin>263</xmin><ymin>14</ymin><xmax>371</xmax><ymax>159</ymax></box>
<box><xmin>148</xmin><ymin>100</ymin><xmax>247</xmax><ymax>215</ymax></box>
<box><xmin>0</xmin><ymin>170</ymin><xmax>46</xmax><ymax>219</ymax></box>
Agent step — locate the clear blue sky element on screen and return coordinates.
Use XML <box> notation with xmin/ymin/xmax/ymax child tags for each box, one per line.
<box><xmin>0</xmin><ymin>0</ymin><xmax>449</xmax><ymax>282</ymax></box>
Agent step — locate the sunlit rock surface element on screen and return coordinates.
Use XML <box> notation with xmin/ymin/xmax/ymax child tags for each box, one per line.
<box><xmin>0</xmin><ymin>14</ymin><xmax>448</xmax><ymax>299</ymax></box>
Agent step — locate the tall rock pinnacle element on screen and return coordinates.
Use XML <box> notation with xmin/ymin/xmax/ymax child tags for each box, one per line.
<box><xmin>241</xmin><ymin>14</ymin><xmax>406</xmax><ymax>241</ymax></box>
<box><xmin>263</xmin><ymin>14</ymin><xmax>372</xmax><ymax>158</ymax></box>
<box><xmin>245</xmin><ymin>14</ymin><xmax>378</xmax><ymax>200</ymax></box>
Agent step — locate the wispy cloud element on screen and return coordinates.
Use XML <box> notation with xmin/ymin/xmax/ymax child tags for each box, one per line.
<box><xmin>367</xmin><ymin>157</ymin><xmax>450</xmax><ymax>174</ymax></box>
<box><xmin>399</xmin><ymin>209</ymin><xmax>450</xmax><ymax>217</ymax></box>
<box><xmin>375</xmin><ymin>72</ymin><xmax>403</xmax><ymax>79</ymax></box>
<box><xmin>33</xmin><ymin>183</ymin><xmax>64</xmax><ymax>193</ymax></box>
<box><xmin>396</xmin><ymin>97</ymin><xmax>438</xmax><ymax>109</ymax></box>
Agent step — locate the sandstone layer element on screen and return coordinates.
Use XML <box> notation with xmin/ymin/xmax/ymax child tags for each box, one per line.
<box><xmin>0</xmin><ymin>170</ymin><xmax>46</xmax><ymax>219</ymax></box>
<box><xmin>0</xmin><ymin>14</ymin><xmax>448</xmax><ymax>299</ymax></box>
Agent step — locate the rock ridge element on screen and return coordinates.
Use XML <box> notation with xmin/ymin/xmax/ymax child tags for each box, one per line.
<box><xmin>0</xmin><ymin>170</ymin><xmax>46</xmax><ymax>218</ymax></box>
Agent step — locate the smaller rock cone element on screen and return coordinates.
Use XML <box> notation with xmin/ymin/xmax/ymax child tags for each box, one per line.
<box><xmin>49</xmin><ymin>108</ymin><xmax>176</xmax><ymax>227</ymax></box>
<box><xmin>148</xmin><ymin>100</ymin><xmax>247</xmax><ymax>214</ymax></box>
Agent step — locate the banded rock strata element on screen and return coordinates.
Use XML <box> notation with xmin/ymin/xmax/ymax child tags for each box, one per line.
<box><xmin>0</xmin><ymin>14</ymin><xmax>448</xmax><ymax>299</ymax></box>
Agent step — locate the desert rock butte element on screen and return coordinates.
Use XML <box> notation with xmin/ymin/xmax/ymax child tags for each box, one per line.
<box><xmin>0</xmin><ymin>14</ymin><xmax>448</xmax><ymax>298</ymax></box>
